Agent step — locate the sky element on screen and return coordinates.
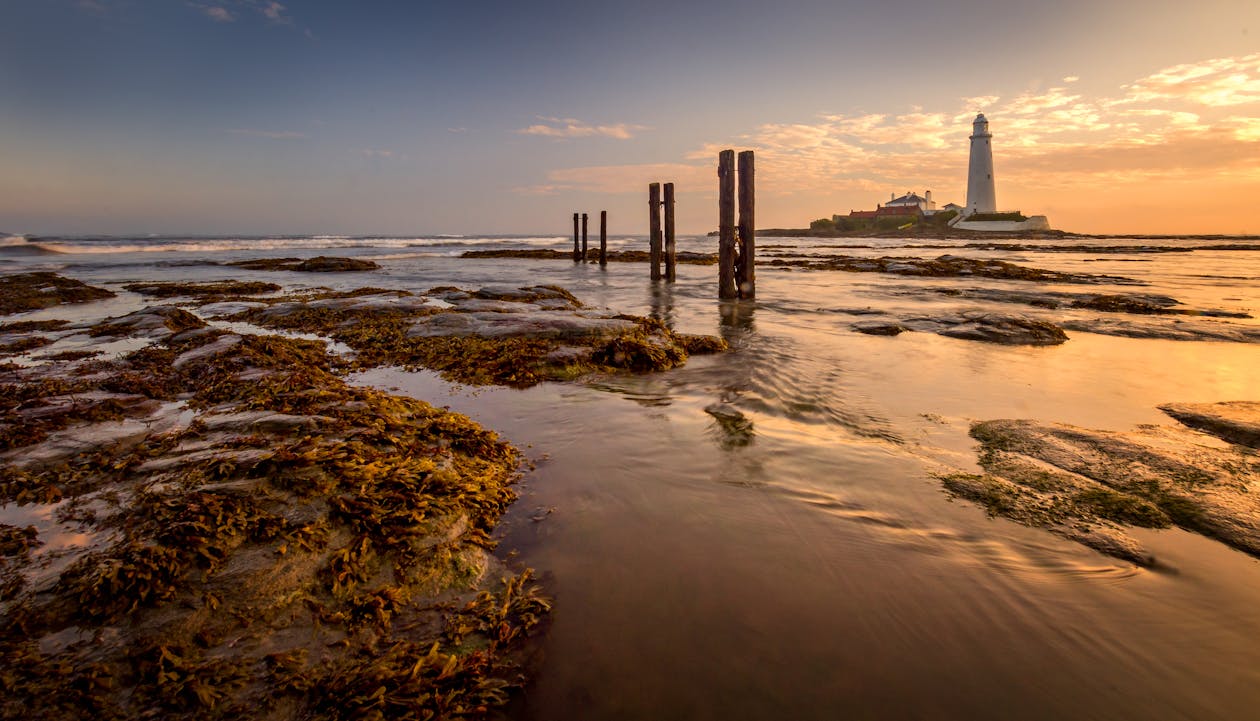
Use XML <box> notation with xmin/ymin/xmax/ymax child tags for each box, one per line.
<box><xmin>1</xmin><ymin>0</ymin><xmax>1258</xmax><ymax>236</ymax></box>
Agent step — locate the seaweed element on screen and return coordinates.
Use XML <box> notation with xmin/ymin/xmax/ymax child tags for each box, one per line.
<box><xmin>123</xmin><ymin>281</ymin><xmax>282</xmax><ymax>298</ymax></box>
<box><xmin>0</xmin><ymin>272</ymin><xmax>115</xmax><ymax>315</ymax></box>
<box><xmin>228</xmin><ymin>256</ymin><xmax>380</xmax><ymax>272</ymax></box>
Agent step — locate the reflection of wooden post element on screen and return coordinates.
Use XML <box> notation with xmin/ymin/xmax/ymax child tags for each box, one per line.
<box><xmin>581</xmin><ymin>213</ymin><xmax>588</xmax><ymax>261</ymax></box>
<box><xmin>737</xmin><ymin>151</ymin><xmax>755</xmax><ymax>299</ymax></box>
<box><xmin>572</xmin><ymin>213</ymin><xmax>580</xmax><ymax>262</ymax></box>
<box><xmin>664</xmin><ymin>183</ymin><xmax>677</xmax><ymax>282</ymax></box>
<box><xmin>649</xmin><ymin>183</ymin><xmax>662</xmax><ymax>281</ymax></box>
<box><xmin>717</xmin><ymin>150</ymin><xmax>737</xmax><ymax>299</ymax></box>
<box><xmin>599</xmin><ymin>210</ymin><xmax>608</xmax><ymax>266</ymax></box>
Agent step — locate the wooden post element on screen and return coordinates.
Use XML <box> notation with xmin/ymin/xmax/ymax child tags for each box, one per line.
<box><xmin>737</xmin><ymin>151</ymin><xmax>755</xmax><ymax>299</ymax></box>
<box><xmin>599</xmin><ymin>210</ymin><xmax>608</xmax><ymax>266</ymax></box>
<box><xmin>572</xmin><ymin>212</ymin><xmax>580</xmax><ymax>262</ymax></box>
<box><xmin>648</xmin><ymin>183</ymin><xmax>662</xmax><ymax>281</ymax></box>
<box><xmin>717</xmin><ymin>150</ymin><xmax>737</xmax><ymax>299</ymax></box>
<box><xmin>581</xmin><ymin>213</ymin><xmax>588</xmax><ymax>261</ymax></box>
<box><xmin>664</xmin><ymin>183</ymin><xmax>676</xmax><ymax>282</ymax></box>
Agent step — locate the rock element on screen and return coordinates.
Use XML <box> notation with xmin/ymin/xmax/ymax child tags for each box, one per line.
<box><xmin>935</xmin><ymin>314</ymin><xmax>1068</xmax><ymax>345</ymax></box>
<box><xmin>89</xmin><ymin>306</ymin><xmax>207</xmax><ymax>338</ymax></box>
<box><xmin>228</xmin><ymin>256</ymin><xmax>380</xmax><ymax>272</ymax></box>
<box><xmin>945</xmin><ymin>412</ymin><xmax>1260</xmax><ymax>566</ymax></box>
<box><xmin>1061</xmin><ymin>317</ymin><xmax>1260</xmax><ymax>343</ymax></box>
<box><xmin>0</xmin><ymin>272</ymin><xmax>115</xmax><ymax>315</ymax></box>
<box><xmin>851</xmin><ymin>321</ymin><xmax>908</xmax><ymax>336</ymax></box>
<box><xmin>407</xmin><ymin>311</ymin><xmax>636</xmax><ymax>340</ymax></box>
<box><xmin>1160</xmin><ymin>401</ymin><xmax>1260</xmax><ymax>448</ymax></box>
<box><xmin>898</xmin><ymin>312</ymin><xmax>1068</xmax><ymax>345</ymax></box>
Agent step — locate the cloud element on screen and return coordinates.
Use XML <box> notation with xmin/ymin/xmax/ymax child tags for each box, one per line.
<box><xmin>226</xmin><ymin>128</ymin><xmax>307</xmax><ymax>139</ymax></box>
<box><xmin>204</xmin><ymin>6</ymin><xmax>234</xmax><ymax>22</ymax></box>
<box><xmin>361</xmin><ymin>149</ymin><xmax>395</xmax><ymax>158</ymax></box>
<box><xmin>259</xmin><ymin>1</ymin><xmax>291</xmax><ymax>25</ymax></box>
<box><xmin>517</xmin><ymin>51</ymin><xmax>1260</xmax><ymax>229</ymax></box>
<box><xmin>77</xmin><ymin>0</ymin><xmax>107</xmax><ymax>13</ymax></box>
<box><xmin>513</xmin><ymin>162</ymin><xmax>711</xmax><ymax>195</ymax></box>
<box><xmin>517</xmin><ymin>117</ymin><xmax>649</xmax><ymax>140</ymax></box>
<box><xmin>448</xmin><ymin>127</ymin><xmax>468</xmax><ymax>134</ymax></box>
<box><xmin>1120</xmin><ymin>52</ymin><xmax>1260</xmax><ymax>107</ymax></box>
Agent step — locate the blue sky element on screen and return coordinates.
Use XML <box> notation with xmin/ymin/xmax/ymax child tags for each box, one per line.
<box><xmin>2</xmin><ymin>0</ymin><xmax>1259</xmax><ymax>234</ymax></box>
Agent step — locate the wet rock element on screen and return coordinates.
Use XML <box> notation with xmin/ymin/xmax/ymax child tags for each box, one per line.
<box><xmin>89</xmin><ymin>306</ymin><xmax>207</xmax><ymax>338</ymax></box>
<box><xmin>0</xmin><ymin>272</ymin><xmax>115</xmax><ymax>315</ymax></box>
<box><xmin>123</xmin><ymin>280</ymin><xmax>281</xmax><ymax>298</ymax></box>
<box><xmin>408</xmin><ymin>311</ymin><xmax>636</xmax><ymax>340</ymax></box>
<box><xmin>901</xmin><ymin>312</ymin><xmax>1068</xmax><ymax>345</ymax></box>
<box><xmin>1061</xmin><ymin>317</ymin><xmax>1260</xmax><ymax>343</ymax></box>
<box><xmin>228</xmin><ymin>256</ymin><xmax>380</xmax><ymax>272</ymax></box>
<box><xmin>767</xmin><ymin>254</ymin><xmax>1139</xmax><ymax>285</ymax></box>
<box><xmin>924</xmin><ymin>287</ymin><xmax>1246</xmax><ymax>316</ymax></box>
<box><xmin>851</xmin><ymin>320</ymin><xmax>908</xmax><ymax>336</ymax></box>
<box><xmin>1160</xmin><ymin>401</ymin><xmax>1260</xmax><ymax>448</ymax></box>
<box><xmin>945</xmin><ymin>411</ymin><xmax>1260</xmax><ymax>566</ymax></box>
<box><xmin>704</xmin><ymin>403</ymin><xmax>755</xmax><ymax>449</ymax></box>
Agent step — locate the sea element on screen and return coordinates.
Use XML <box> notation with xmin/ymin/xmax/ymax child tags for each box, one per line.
<box><xmin>3</xmin><ymin>231</ymin><xmax>1260</xmax><ymax>720</ymax></box>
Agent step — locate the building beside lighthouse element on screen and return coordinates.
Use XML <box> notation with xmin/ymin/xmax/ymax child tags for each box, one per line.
<box><xmin>952</xmin><ymin>113</ymin><xmax>1051</xmax><ymax>232</ymax></box>
<box><xmin>831</xmin><ymin>113</ymin><xmax>1051</xmax><ymax>232</ymax></box>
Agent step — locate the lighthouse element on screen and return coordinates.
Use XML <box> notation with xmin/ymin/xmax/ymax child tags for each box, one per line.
<box><xmin>966</xmin><ymin>113</ymin><xmax>996</xmax><ymax>215</ymax></box>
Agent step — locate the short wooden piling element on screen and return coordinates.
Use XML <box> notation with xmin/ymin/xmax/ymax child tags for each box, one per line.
<box><xmin>717</xmin><ymin>150</ymin><xmax>737</xmax><ymax>299</ymax></box>
<box><xmin>581</xmin><ymin>213</ymin><xmax>588</xmax><ymax>261</ymax></box>
<box><xmin>737</xmin><ymin>150</ymin><xmax>755</xmax><ymax>299</ymax></box>
<box><xmin>664</xmin><ymin>183</ymin><xmax>677</xmax><ymax>282</ymax></box>
<box><xmin>599</xmin><ymin>210</ymin><xmax>608</xmax><ymax>266</ymax></box>
<box><xmin>572</xmin><ymin>212</ymin><xmax>580</xmax><ymax>262</ymax></box>
<box><xmin>649</xmin><ymin>183</ymin><xmax>663</xmax><ymax>281</ymax></box>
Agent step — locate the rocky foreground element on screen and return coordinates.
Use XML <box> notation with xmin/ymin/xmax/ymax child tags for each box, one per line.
<box><xmin>943</xmin><ymin>402</ymin><xmax>1260</xmax><ymax>567</ymax></box>
<box><xmin>0</xmin><ymin>273</ymin><xmax>727</xmax><ymax>719</ymax></box>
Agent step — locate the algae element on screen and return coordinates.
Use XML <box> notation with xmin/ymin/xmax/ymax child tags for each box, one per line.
<box><xmin>0</xmin><ymin>272</ymin><xmax>116</xmax><ymax>315</ymax></box>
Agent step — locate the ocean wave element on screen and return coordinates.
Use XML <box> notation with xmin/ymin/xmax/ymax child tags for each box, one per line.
<box><xmin>0</xmin><ymin>236</ymin><xmax>62</xmax><ymax>255</ymax></box>
<box><xmin>12</xmin><ymin>235</ymin><xmax>570</xmax><ymax>255</ymax></box>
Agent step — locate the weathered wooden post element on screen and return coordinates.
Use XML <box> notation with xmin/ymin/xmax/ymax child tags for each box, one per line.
<box><xmin>581</xmin><ymin>213</ymin><xmax>589</xmax><ymax>261</ymax></box>
<box><xmin>664</xmin><ymin>183</ymin><xmax>677</xmax><ymax>282</ymax></box>
<box><xmin>572</xmin><ymin>212</ymin><xmax>580</xmax><ymax>262</ymax></box>
<box><xmin>717</xmin><ymin>150</ymin><xmax>737</xmax><ymax>299</ymax></box>
<box><xmin>649</xmin><ymin>182</ymin><xmax>663</xmax><ymax>281</ymax></box>
<box><xmin>737</xmin><ymin>151</ymin><xmax>755</xmax><ymax>298</ymax></box>
<box><xmin>599</xmin><ymin>210</ymin><xmax>608</xmax><ymax>266</ymax></box>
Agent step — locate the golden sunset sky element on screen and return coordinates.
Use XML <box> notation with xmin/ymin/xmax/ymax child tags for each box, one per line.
<box><xmin>2</xmin><ymin>1</ymin><xmax>1258</xmax><ymax>235</ymax></box>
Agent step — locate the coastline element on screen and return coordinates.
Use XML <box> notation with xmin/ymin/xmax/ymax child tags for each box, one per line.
<box><xmin>1</xmin><ymin>239</ymin><xmax>1259</xmax><ymax>720</ymax></box>
<box><xmin>0</xmin><ymin>269</ymin><xmax>724</xmax><ymax>718</ymax></box>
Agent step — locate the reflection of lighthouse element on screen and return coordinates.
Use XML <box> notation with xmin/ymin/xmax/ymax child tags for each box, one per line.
<box><xmin>966</xmin><ymin>113</ymin><xmax>996</xmax><ymax>215</ymax></box>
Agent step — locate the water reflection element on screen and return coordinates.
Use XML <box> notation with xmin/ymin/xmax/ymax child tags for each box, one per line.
<box><xmin>647</xmin><ymin>281</ymin><xmax>675</xmax><ymax>327</ymax></box>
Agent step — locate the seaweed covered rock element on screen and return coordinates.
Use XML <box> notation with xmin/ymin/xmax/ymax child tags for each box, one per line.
<box><xmin>943</xmin><ymin>411</ymin><xmax>1260</xmax><ymax>566</ymax></box>
<box><xmin>230</xmin><ymin>286</ymin><xmax>726</xmax><ymax>388</ymax></box>
<box><xmin>228</xmin><ymin>256</ymin><xmax>380</xmax><ymax>272</ymax></box>
<box><xmin>0</xmin><ymin>324</ymin><xmax>549</xmax><ymax>719</ymax></box>
<box><xmin>1159</xmin><ymin>401</ymin><xmax>1260</xmax><ymax>448</ymax></box>
<box><xmin>0</xmin><ymin>272</ymin><xmax>115</xmax><ymax>315</ymax></box>
<box><xmin>123</xmin><ymin>280</ymin><xmax>282</xmax><ymax>299</ymax></box>
<box><xmin>767</xmin><ymin>254</ymin><xmax>1139</xmax><ymax>285</ymax></box>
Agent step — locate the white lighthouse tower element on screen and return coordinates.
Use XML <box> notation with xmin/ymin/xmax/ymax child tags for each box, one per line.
<box><xmin>966</xmin><ymin>113</ymin><xmax>996</xmax><ymax>215</ymax></box>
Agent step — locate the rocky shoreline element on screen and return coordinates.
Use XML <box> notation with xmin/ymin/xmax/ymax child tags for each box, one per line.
<box><xmin>0</xmin><ymin>269</ymin><xmax>726</xmax><ymax>719</ymax></box>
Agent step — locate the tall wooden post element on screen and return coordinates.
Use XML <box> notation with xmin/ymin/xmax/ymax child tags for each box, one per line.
<box><xmin>572</xmin><ymin>213</ymin><xmax>580</xmax><ymax>262</ymax></box>
<box><xmin>581</xmin><ymin>213</ymin><xmax>588</xmax><ymax>261</ymax></box>
<box><xmin>664</xmin><ymin>183</ymin><xmax>677</xmax><ymax>282</ymax></box>
<box><xmin>737</xmin><ymin>151</ymin><xmax>755</xmax><ymax>299</ymax></box>
<box><xmin>599</xmin><ymin>210</ymin><xmax>608</xmax><ymax>266</ymax></box>
<box><xmin>717</xmin><ymin>150</ymin><xmax>737</xmax><ymax>299</ymax></box>
<box><xmin>648</xmin><ymin>183</ymin><xmax>663</xmax><ymax>281</ymax></box>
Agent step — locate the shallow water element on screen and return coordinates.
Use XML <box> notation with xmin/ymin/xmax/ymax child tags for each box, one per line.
<box><xmin>5</xmin><ymin>234</ymin><xmax>1260</xmax><ymax>719</ymax></box>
